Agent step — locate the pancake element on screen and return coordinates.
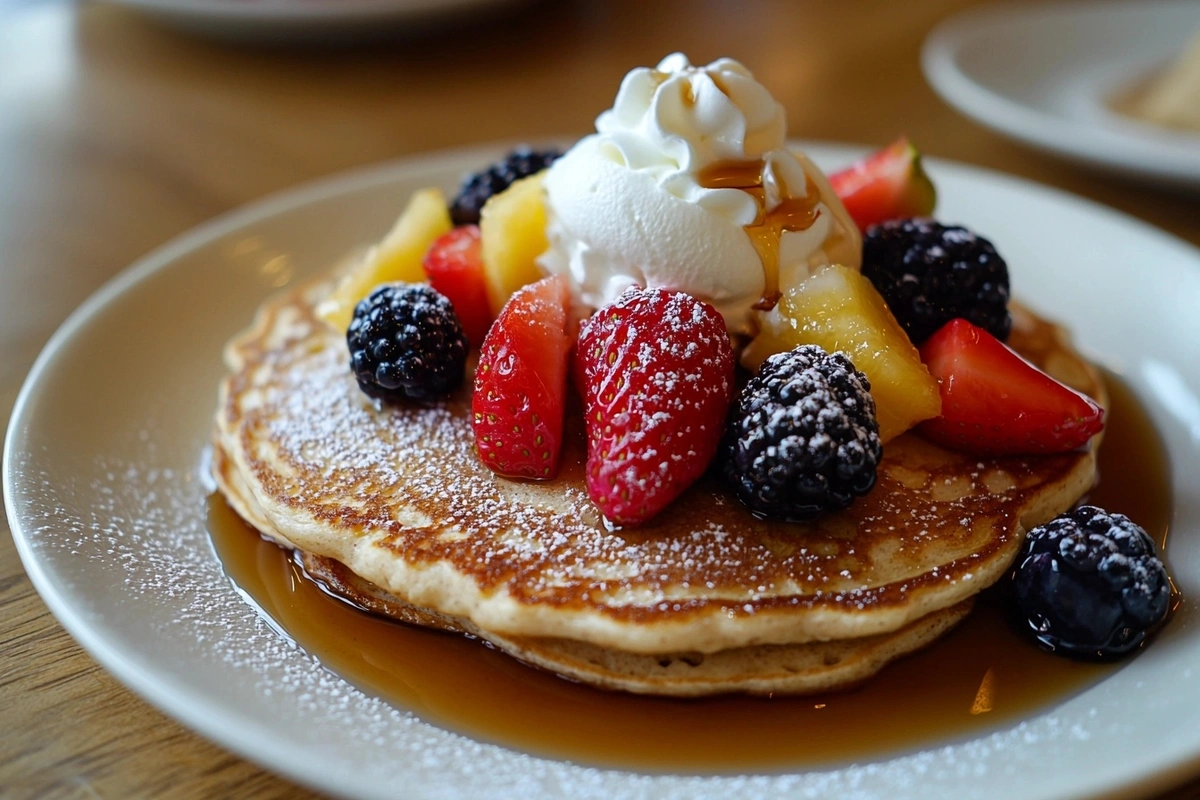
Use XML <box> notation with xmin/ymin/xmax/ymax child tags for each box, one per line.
<box><xmin>211</xmin><ymin>280</ymin><xmax>1103</xmax><ymax>694</ymax></box>
<box><xmin>302</xmin><ymin>548</ymin><xmax>975</xmax><ymax>697</ymax></box>
<box><xmin>211</xmin><ymin>439</ymin><xmax>974</xmax><ymax>695</ymax></box>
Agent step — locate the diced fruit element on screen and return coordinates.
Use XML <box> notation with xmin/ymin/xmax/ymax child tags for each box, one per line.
<box><xmin>472</xmin><ymin>275</ymin><xmax>571</xmax><ymax>480</ymax></box>
<box><xmin>450</xmin><ymin>147</ymin><xmax>562</xmax><ymax>226</ymax></box>
<box><xmin>918</xmin><ymin>319</ymin><xmax>1105</xmax><ymax>455</ymax></box>
<box><xmin>422</xmin><ymin>225</ymin><xmax>494</xmax><ymax>346</ymax></box>
<box><xmin>724</xmin><ymin>346</ymin><xmax>883</xmax><ymax>521</ymax></box>
<box><xmin>346</xmin><ymin>283</ymin><xmax>467</xmax><ymax>403</ymax></box>
<box><xmin>318</xmin><ymin>188</ymin><xmax>452</xmax><ymax>331</ymax></box>
<box><xmin>863</xmin><ymin>218</ymin><xmax>1012</xmax><ymax>345</ymax></box>
<box><xmin>743</xmin><ymin>264</ymin><xmax>941</xmax><ymax>442</ymax></box>
<box><xmin>480</xmin><ymin>171</ymin><xmax>550</xmax><ymax>315</ymax></box>
<box><xmin>828</xmin><ymin>137</ymin><xmax>937</xmax><ymax>233</ymax></box>
<box><xmin>576</xmin><ymin>288</ymin><xmax>735</xmax><ymax>526</ymax></box>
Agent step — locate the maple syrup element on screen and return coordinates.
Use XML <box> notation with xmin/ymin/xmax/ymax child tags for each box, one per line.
<box><xmin>206</xmin><ymin>371</ymin><xmax>1173</xmax><ymax>773</ymax></box>
<box><xmin>697</xmin><ymin>159</ymin><xmax>822</xmax><ymax>308</ymax></box>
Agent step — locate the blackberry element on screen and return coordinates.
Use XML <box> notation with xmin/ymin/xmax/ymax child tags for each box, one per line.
<box><xmin>862</xmin><ymin>218</ymin><xmax>1011</xmax><ymax>345</ymax></box>
<box><xmin>1013</xmin><ymin>505</ymin><xmax>1171</xmax><ymax>661</ymax></box>
<box><xmin>449</xmin><ymin>146</ymin><xmax>562</xmax><ymax>225</ymax></box>
<box><xmin>723</xmin><ymin>346</ymin><xmax>882</xmax><ymax>521</ymax></box>
<box><xmin>346</xmin><ymin>283</ymin><xmax>467</xmax><ymax>402</ymax></box>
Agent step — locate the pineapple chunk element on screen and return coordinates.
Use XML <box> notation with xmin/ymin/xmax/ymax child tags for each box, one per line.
<box><xmin>480</xmin><ymin>171</ymin><xmax>549</xmax><ymax>314</ymax></box>
<box><xmin>743</xmin><ymin>265</ymin><xmax>940</xmax><ymax>442</ymax></box>
<box><xmin>317</xmin><ymin>187</ymin><xmax>452</xmax><ymax>330</ymax></box>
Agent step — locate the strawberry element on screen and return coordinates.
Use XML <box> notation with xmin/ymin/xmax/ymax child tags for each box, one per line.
<box><xmin>422</xmin><ymin>225</ymin><xmax>494</xmax><ymax>346</ymax></box>
<box><xmin>472</xmin><ymin>274</ymin><xmax>571</xmax><ymax>480</ymax></box>
<box><xmin>829</xmin><ymin>137</ymin><xmax>937</xmax><ymax>233</ymax></box>
<box><xmin>918</xmin><ymin>319</ymin><xmax>1105</xmax><ymax>456</ymax></box>
<box><xmin>575</xmin><ymin>287</ymin><xmax>735</xmax><ymax>526</ymax></box>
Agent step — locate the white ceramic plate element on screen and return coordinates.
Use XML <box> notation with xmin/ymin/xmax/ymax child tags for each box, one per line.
<box><xmin>922</xmin><ymin>1</ymin><xmax>1200</xmax><ymax>191</ymax></box>
<box><xmin>104</xmin><ymin>0</ymin><xmax>529</xmax><ymax>41</ymax></box>
<box><xmin>6</xmin><ymin>143</ymin><xmax>1200</xmax><ymax>800</ymax></box>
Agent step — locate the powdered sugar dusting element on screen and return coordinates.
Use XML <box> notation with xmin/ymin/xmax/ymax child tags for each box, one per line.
<box><xmin>7</xmin><ymin>142</ymin><xmax>1198</xmax><ymax>798</ymax></box>
<box><xmin>10</xmin><ymin>430</ymin><xmax>1179</xmax><ymax>798</ymax></box>
<box><xmin>207</xmin><ymin>285</ymin><xmax>1109</xmax><ymax>661</ymax></box>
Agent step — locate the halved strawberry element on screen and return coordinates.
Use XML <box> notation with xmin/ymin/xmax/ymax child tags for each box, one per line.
<box><xmin>575</xmin><ymin>287</ymin><xmax>735</xmax><ymax>526</ymax></box>
<box><xmin>918</xmin><ymin>319</ymin><xmax>1104</xmax><ymax>456</ymax></box>
<box><xmin>422</xmin><ymin>225</ymin><xmax>494</xmax><ymax>346</ymax></box>
<box><xmin>472</xmin><ymin>274</ymin><xmax>571</xmax><ymax>480</ymax></box>
<box><xmin>829</xmin><ymin>137</ymin><xmax>937</xmax><ymax>233</ymax></box>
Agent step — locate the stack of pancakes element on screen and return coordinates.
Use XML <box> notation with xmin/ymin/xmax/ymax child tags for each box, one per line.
<box><xmin>212</xmin><ymin>282</ymin><xmax>1104</xmax><ymax>696</ymax></box>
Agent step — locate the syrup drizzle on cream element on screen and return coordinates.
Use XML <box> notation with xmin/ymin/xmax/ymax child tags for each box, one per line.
<box><xmin>697</xmin><ymin>158</ymin><xmax>823</xmax><ymax>309</ymax></box>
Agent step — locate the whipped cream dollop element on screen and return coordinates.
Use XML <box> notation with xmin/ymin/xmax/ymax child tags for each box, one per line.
<box><xmin>540</xmin><ymin>53</ymin><xmax>861</xmax><ymax>334</ymax></box>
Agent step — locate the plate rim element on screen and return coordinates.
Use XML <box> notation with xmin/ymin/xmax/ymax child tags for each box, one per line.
<box><xmin>104</xmin><ymin>0</ymin><xmax>522</xmax><ymax>23</ymax></box>
<box><xmin>2</xmin><ymin>141</ymin><xmax>527</xmax><ymax>800</ymax></box>
<box><xmin>921</xmin><ymin>0</ymin><xmax>1200</xmax><ymax>187</ymax></box>
<box><xmin>6</xmin><ymin>141</ymin><xmax>1200</xmax><ymax>800</ymax></box>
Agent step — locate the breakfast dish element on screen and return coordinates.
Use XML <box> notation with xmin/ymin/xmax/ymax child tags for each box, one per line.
<box><xmin>7</xmin><ymin>136</ymin><xmax>1200</xmax><ymax>797</ymax></box>
<box><xmin>211</xmin><ymin>54</ymin><xmax>1168</xmax><ymax>697</ymax></box>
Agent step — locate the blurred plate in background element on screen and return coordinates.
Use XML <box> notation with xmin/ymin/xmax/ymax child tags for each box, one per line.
<box><xmin>923</xmin><ymin>1</ymin><xmax>1200</xmax><ymax>191</ymax></box>
<box><xmin>103</xmin><ymin>0</ymin><xmax>532</xmax><ymax>41</ymax></box>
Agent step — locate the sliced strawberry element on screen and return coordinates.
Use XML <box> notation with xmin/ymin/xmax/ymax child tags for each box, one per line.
<box><xmin>918</xmin><ymin>319</ymin><xmax>1105</xmax><ymax>456</ymax></box>
<box><xmin>472</xmin><ymin>274</ymin><xmax>571</xmax><ymax>480</ymax></box>
<box><xmin>829</xmin><ymin>137</ymin><xmax>937</xmax><ymax>233</ymax></box>
<box><xmin>422</xmin><ymin>225</ymin><xmax>494</xmax><ymax>346</ymax></box>
<box><xmin>575</xmin><ymin>287</ymin><xmax>735</xmax><ymax>526</ymax></box>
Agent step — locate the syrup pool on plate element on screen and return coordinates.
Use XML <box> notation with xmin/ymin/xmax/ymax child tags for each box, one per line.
<box><xmin>206</xmin><ymin>372</ymin><xmax>1172</xmax><ymax>773</ymax></box>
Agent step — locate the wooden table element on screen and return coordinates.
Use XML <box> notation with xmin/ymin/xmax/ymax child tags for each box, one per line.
<box><xmin>2</xmin><ymin>1</ymin><xmax>1197</xmax><ymax>797</ymax></box>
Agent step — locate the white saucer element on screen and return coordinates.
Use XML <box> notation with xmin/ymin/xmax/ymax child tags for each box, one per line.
<box><xmin>105</xmin><ymin>0</ymin><xmax>531</xmax><ymax>41</ymax></box>
<box><xmin>922</xmin><ymin>1</ymin><xmax>1200</xmax><ymax>191</ymax></box>
<box><xmin>6</xmin><ymin>143</ymin><xmax>1200</xmax><ymax>799</ymax></box>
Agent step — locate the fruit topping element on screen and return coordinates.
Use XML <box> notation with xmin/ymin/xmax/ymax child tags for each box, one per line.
<box><xmin>863</xmin><ymin>218</ymin><xmax>1012</xmax><ymax>345</ymax></box>
<box><xmin>918</xmin><ymin>318</ymin><xmax>1105</xmax><ymax>455</ymax></box>
<box><xmin>422</xmin><ymin>225</ymin><xmax>494</xmax><ymax>347</ymax></box>
<box><xmin>724</xmin><ymin>345</ymin><xmax>882</xmax><ymax>521</ymax></box>
<box><xmin>1013</xmin><ymin>506</ymin><xmax>1171</xmax><ymax>660</ymax></box>
<box><xmin>347</xmin><ymin>283</ymin><xmax>467</xmax><ymax>403</ymax></box>
<box><xmin>828</xmin><ymin>137</ymin><xmax>937</xmax><ymax>233</ymax></box>
<box><xmin>743</xmin><ymin>264</ymin><xmax>940</xmax><ymax>443</ymax></box>
<box><xmin>480</xmin><ymin>170</ymin><xmax>551</xmax><ymax>316</ymax></box>
<box><xmin>473</xmin><ymin>275</ymin><xmax>572</xmax><ymax>480</ymax></box>
<box><xmin>450</xmin><ymin>146</ymin><xmax>562</xmax><ymax>226</ymax></box>
<box><xmin>575</xmin><ymin>287</ymin><xmax>735</xmax><ymax>526</ymax></box>
<box><xmin>318</xmin><ymin>187</ymin><xmax>453</xmax><ymax>331</ymax></box>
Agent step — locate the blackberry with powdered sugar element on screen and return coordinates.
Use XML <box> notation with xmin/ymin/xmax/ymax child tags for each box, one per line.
<box><xmin>347</xmin><ymin>283</ymin><xmax>468</xmax><ymax>403</ymax></box>
<box><xmin>862</xmin><ymin>218</ymin><xmax>1012</xmax><ymax>345</ymax></box>
<box><xmin>1013</xmin><ymin>505</ymin><xmax>1171</xmax><ymax>660</ymax></box>
<box><xmin>723</xmin><ymin>345</ymin><xmax>882</xmax><ymax>521</ymax></box>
